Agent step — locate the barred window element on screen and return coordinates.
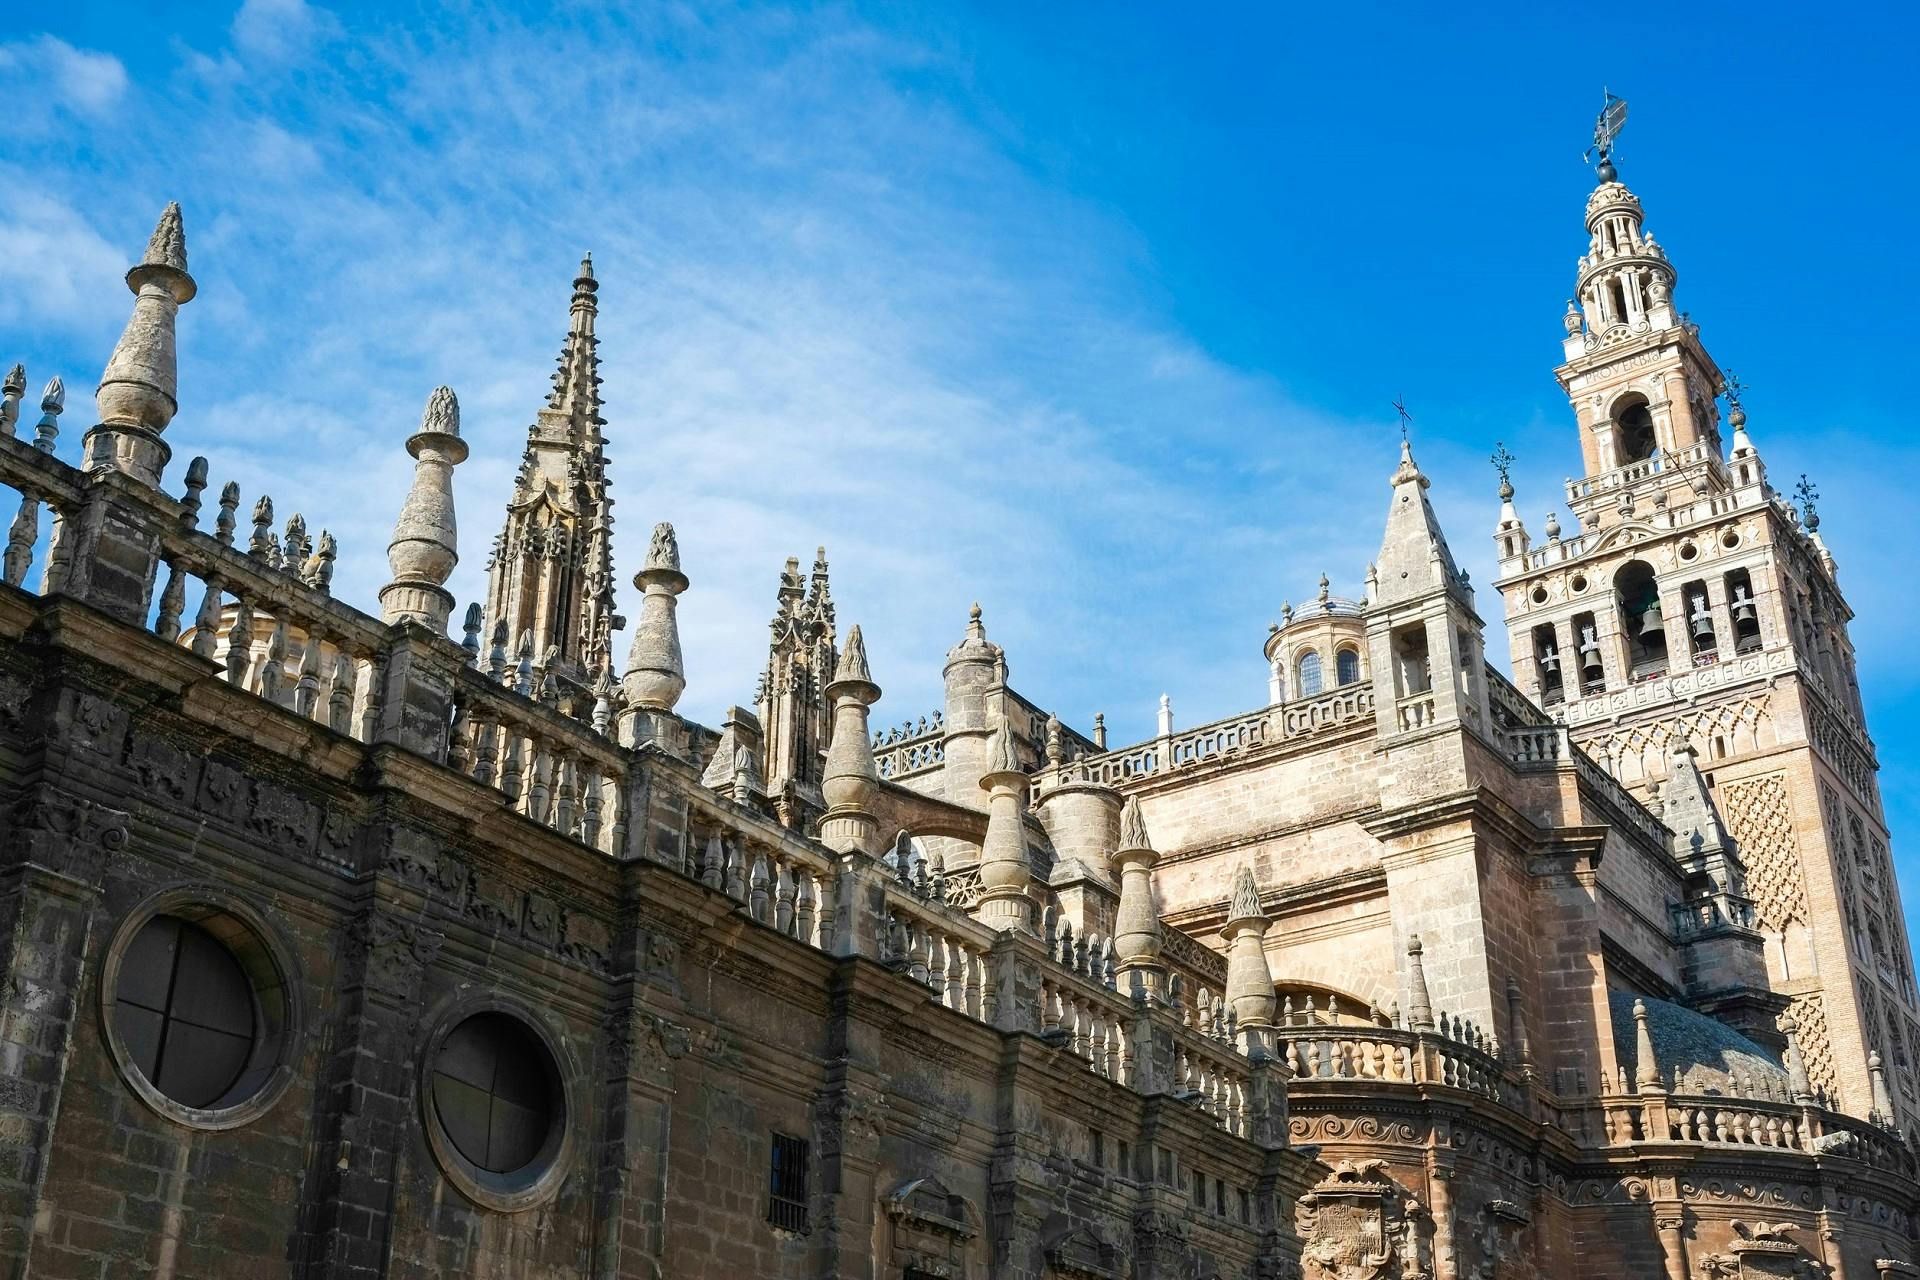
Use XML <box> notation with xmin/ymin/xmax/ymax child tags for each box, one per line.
<box><xmin>768</xmin><ymin>1132</ymin><xmax>809</xmax><ymax>1232</ymax></box>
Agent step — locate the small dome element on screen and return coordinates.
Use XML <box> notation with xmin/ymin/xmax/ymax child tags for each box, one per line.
<box><xmin>1609</xmin><ymin>991</ymin><xmax>1786</xmax><ymax>1097</ymax></box>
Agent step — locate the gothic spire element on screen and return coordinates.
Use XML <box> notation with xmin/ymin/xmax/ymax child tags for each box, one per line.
<box><xmin>482</xmin><ymin>258</ymin><xmax>618</xmax><ymax>687</ymax></box>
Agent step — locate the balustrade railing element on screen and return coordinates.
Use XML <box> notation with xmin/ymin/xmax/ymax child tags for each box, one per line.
<box><xmin>1064</xmin><ymin>685</ymin><xmax>1375</xmax><ymax>794</ymax></box>
<box><xmin>1581</xmin><ymin>1091</ymin><xmax>1913</xmax><ymax>1173</ymax></box>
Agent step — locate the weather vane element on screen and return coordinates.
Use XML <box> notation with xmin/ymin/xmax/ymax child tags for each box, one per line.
<box><xmin>1584</xmin><ymin>90</ymin><xmax>1628</xmax><ymax>179</ymax></box>
<box><xmin>1722</xmin><ymin>370</ymin><xmax>1747</xmax><ymax>408</ymax></box>
<box><xmin>1795</xmin><ymin>474</ymin><xmax>1821</xmax><ymax>532</ymax></box>
<box><xmin>1391</xmin><ymin>394</ymin><xmax>1413</xmax><ymax>442</ymax></box>
<box><xmin>1490</xmin><ymin>442</ymin><xmax>1516</xmax><ymax>497</ymax></box>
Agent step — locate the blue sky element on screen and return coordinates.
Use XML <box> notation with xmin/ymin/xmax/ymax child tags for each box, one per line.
<box><xmin>6</xmin><ymin>3</ymin><xmax>1918</xmax><ymax>927</ymax></box>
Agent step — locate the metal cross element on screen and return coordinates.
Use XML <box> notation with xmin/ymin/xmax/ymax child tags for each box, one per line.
<box><xmin>1391</xmin><ymin>395</ymin><xmax>1413</xmax><ymax>442</ymax></box>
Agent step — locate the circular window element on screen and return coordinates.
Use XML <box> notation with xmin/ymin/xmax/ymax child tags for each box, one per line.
<box><xmin>100</xmin><ymin>893</ymin><xmax>299</xmax><ymax>1129</ymax></box>
<box><xmin>1721</xmin><ymin>529</ymin><xmax>1741</xmax><ymax>550</ymax></box>
<box><xmin>423</xmin><ymin>1006</ymin><xmax>572</xmax><ymax>1210</ymax></box>
<box><xmin>1570</xmin><ymin>573</ymin><xmax>1589</xmax><ymax>594</ymax></box>
<box><xmin>1679</xmin><ymin>540</ymin><xmax>1698</xmax><ymax>562</ymax></box>
<box><xmin>1530</xmin><ymin>585</ymin><xmax>1549</xmax><ymax>605</ymax></box>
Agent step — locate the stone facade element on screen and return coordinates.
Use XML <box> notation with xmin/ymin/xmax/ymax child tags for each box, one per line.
<box><xmin>0</xmin><ymin>127</ymin><xmax>1916</xmax><ymax>1280</ymax></box>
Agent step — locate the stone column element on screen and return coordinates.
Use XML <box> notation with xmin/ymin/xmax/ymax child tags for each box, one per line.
<box><xmin>1654</xmin><ymin>1208</ymin><xmax>1688</xmax><ymax>1280</ymax></box>
<box><xmin>0</xmin><ymin>787</ymin><xmax>128</xmax><ymax>1280</ymax></box>
<box><xmin>590</xmin><ymin>973</ymin><xmax>688</xmax><ymax>1280</ymax></box>
<box><xmin>301</xmin><ymin>893</ymin><xmax>445</xmax><ymax>1279</ymax></box>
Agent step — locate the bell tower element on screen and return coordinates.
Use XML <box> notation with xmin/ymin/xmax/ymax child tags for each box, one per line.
<box><xmin>1492</xmin><ymin>115</ymin><xmax>1920</xmax><ymax>1127</ymax></box>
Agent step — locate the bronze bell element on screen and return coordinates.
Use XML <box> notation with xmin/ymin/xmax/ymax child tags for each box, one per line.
<box><xmin>1638</xmin><ymin>598</ymin><xmax>1666</xmax><ymax>638</ymax></box>
<box><xmin>1579</xmin><ymin>629</ymin><xmax>1604</xmax><ymax>679</ymax></box>
<box><xmin>1731</xmin><ymin>588</ymin><xmax>1757</xmax><ymax>623</ymax></box>
<box><xmin>1539</xmin><ymin>645</ymin><xmax>1561</xmax><ymax>673</ymax></box>
<box><xmin>1690</xmin><ymin>595</ymin><xmax>1715</xmax><ymax>641</ymax></box>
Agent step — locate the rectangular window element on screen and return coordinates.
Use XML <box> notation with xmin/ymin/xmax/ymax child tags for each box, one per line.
<box><xmin>1192</xmin><ymin>1170</ymin><xmax>1205</xmax><ymax>1203</ymax></box>
<box><xmin>1119</xmin><ymin>1139</ymin><xmax>1131</xmax><ymax>1179</ymax></box>
<box><xmin>768</xmin><ymin>1132</ymin><xmax>809</xmax><ymax>1232</ymax></box>
<box><xmin>1090</xmin><ymin>1128</ymin><xmax>1104</xmax><ymax>1168</ymax></box>
<box><xmin>1239</xmin><ymin>1189</ymin><xmax>1251</xmax><ymax>1223</ymax></box>
<box><xmin>1214</xmin><ymin>1177</ymin><xmax>1226</xmax><ymax>1214</ymax></box>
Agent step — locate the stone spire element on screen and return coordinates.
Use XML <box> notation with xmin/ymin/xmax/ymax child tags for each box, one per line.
<box><xmin>380</xmin><ymin>386</ymin><xmax>468</xmax><ymax>631</ymax></box>
<box><xmin>975</xmin><ymin>714</ymin><xmax>1035</xmax><ymax>934</ymax></box>
<box><xmin>819</xmin><ymin>624</ymin><xmax>882</xmax><ymax>854</ymax></box>
<box><xmin>1662</xmin><ymin>742</ymin><xmax>1736</xmax><ymax>882</ymax></box>
<box><xmin>482</xmin><ymin>257</ymin><xmax>618</xmax><ymax>699</ymax></box>
<box><xmin>1404</xmin><ymin>934</ymin><xmax>1435</xmax><ymax>1031</ymax></box>
<box><xmin>1632</xmin><ymin>998</ymin><xmax>1665</xmax><ymax>1092</ymax></box>
<box><xmin>1111</xmin><ymin>796</ymin><xmax>1164</xmax><ymax>994</ymax></box>
<box><xmin>84</xmin><ymin>203</ymin><xmax>197</xmax><ymax>486</ymax></box>
<box><xmin>1780</xmin><ymin>1014</ymin><xmax>1814</xmax><ymax>1103</ymax></box>
<box><xmin>941</xmin><ymin>602</ymin><xmax>1006</xmax><ymax>807</ymax></box>
<box><xmin>1373</xmin><ymin>437</ymin><xmax>1466</xmax><ymax>608</ymax></box>
<box><xmin>1869</xmin><ymin>1050</ymin><xmax>1896</xmax><ymax>1126</ymax></box>
<box><xmin>621</xmin><ymin>522</ymin><xmax>688</xmax><ymax>713</ymax></box>
<box><xmin>758</xmin><ymin>547</ymin><xmax>838</xmax><ymax>829</ymax></box>
<box><xmin>1222</xmin><ymin>865</ymin><xmax>1276</xmax><ymax>1034</ymax></box>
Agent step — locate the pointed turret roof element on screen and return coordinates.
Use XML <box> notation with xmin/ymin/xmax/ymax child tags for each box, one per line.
<box><xmin>1373</xmin><ymin>437</ymin><xmax>1468</xmax><ymax>608</ymax></box>
<box><xmin>1662</xmin><ymin>743</ymin><xmax>1729</xmax><ymax>855</ymax></box>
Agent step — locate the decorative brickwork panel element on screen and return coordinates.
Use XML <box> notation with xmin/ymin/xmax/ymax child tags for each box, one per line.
<box><xmin>1788</xmin><ymin>992</ymin><xmax>1837</xmax><ymax>1100</ymax></box>
<box><xmin>1721</xmin><ymin>773</ymin><xmax>1807</xmax><ymax>929</ymax></box>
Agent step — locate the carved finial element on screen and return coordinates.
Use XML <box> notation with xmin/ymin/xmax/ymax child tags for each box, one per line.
<box><xmin>143</xmin><ymin>202</ymin><xmax>189</xmax><ymax>273</ymax></box>
<box><xmin>249</xmin><ymin>496</ymin><xmax>276</xmax><ymax>560</ymax></box>
<box><xmin>1632</xmin><ymin>998</ymin><xmax>1664</xmax><ymax>1091</ymax></box>
<box><xmin>381</xmin><ymin>385</ymin><xmax>469</xmax><ymax>630</ymax></box>
<box><xmin>1317</xmin><ymin>572</ymin><xmax>1330</xmax><ymax>603</ymax></box>
<box><xmin>0</xmin><ymin>363</ymin><xmax>22</xmax><ymax>440</ymax></box>
<box><xmin>31</xmin><ymin>378</ymin><xmax>64</xmax><ymax>452</ymax></box>
<box><xmin>1404</xmin><ymin>934</ymin><xmax>1435</xmax><ymax>1031</ymax></box>
<box><xmin>180</xmin><ymin>456</ymin><xmax>209</xmax><ymax>526</ymax></box>
<box><xmin>461</xmin><ymin>603</ymin><xmax>483</xmax><ymax>663</ymax></box>
<box><xmin>832</xmin><ymin>624</ymin><xmax>876</xmax><ymax>689</ymax></box>
<box><xmin>1120</xmin><ymin>794</ymin><xmax>1150</xmax><ymax>851</ymax></box>
<box><xmin>88</xmin><ymin>203</ymin><xmax>197</xmax><ymax>483</ymax></box>
<box><xmin>622</xmin><ymin>521</ymin><xmax>690</xmax><ymax>713</ymax></box>
<box><xmin>308</xmin><ymin>530</ymin><xmax>336</xmax><ymax>592</ymax></box>
<box><xmin>1227</xmin><ymin>865</ymin><xmax>1264</xmax><ymax>924</ymax></box>
<box><xmin>645</xmin><ymin>521</ymin><xmax>682</xmax><ymax>576</ymax></box>
<box><xmin>215</xmin><ymin>481</ymin><xmax>240</xmax><ymax>546</ymax></box>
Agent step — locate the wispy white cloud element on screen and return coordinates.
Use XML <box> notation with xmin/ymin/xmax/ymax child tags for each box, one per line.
<box><xmin>0</xmin><ymin>35</ymin><xmax>128</xmax><ymax>121</ymax></box>
<box><xmin>9</xmin><ymin>3</ymin><xmax>1381</xmax><ymax>749</ymax></box>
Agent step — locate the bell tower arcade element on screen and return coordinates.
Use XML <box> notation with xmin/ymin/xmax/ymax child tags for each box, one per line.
<box><xmin>1492</xmin><ymin>138</ymin><xmax>1920</xmax><ymax>1128</ymax></box>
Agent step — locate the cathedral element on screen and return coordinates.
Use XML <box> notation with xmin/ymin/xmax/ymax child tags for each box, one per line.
<box><xmin>0</xmin><ymin>119</ymin><xmax>1915</xmax><ymax>1280</ymax></box>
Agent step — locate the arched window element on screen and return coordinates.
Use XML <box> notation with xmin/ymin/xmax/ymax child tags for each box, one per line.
<box><xmin>1335</xmin><ymin>648</ymin><xmax>1360</xmax><ymax>687</ymax></box>
<box><xmin>1615</xmin><ymin>396</ymin><xmax>1657</xmax><ymax>464</ymax></box>
<box><xmin>1296</xmin><ymin>651</ymin><xmax>1323</xmax><ymax>697</ymax></box>
<box><xmin>1616</xmin><ymin>559</ymin><xmax>1668</xmax><ymax>677</ymax></box>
